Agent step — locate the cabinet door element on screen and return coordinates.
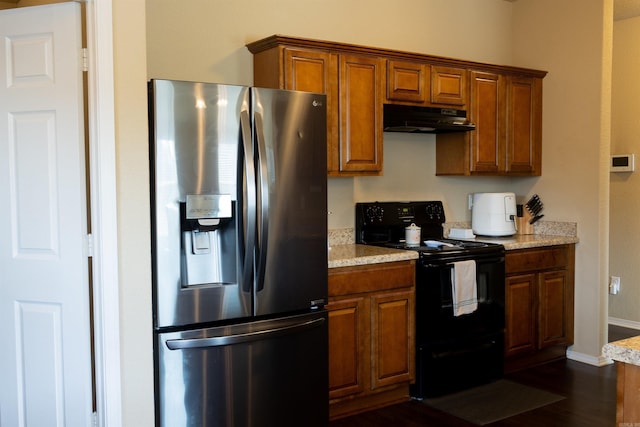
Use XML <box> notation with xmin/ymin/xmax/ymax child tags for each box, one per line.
<box><xmin>327</xmin><ymin>296</ymin><xmax>368</xmax><ymax>399</ymax></box>
<box><xmin>370</xmin><ymin>289</ymin><xmax>414</xmax><ymax>389</ymax></box>
<box><xmin>431</xmin><ymin>65</ymin><xmax>467</xmax><ymax>106</ymax></box>
<box><xmin>538</xmin><ymin>270</ymin><xmax>573</xmax><ymax>349</ymax></box>
<box><xmin>386</xmin><ymin>59</ymin><xmax>428</xmax><ymax>104</ymax></box>
<box><xmin>283</xmin><ymin>48</ymin><xmax>339</xmax><ymax>174</ymax></box>
<box><xmin>506</xmin><ymin>76</ymin><xmax>542</xmax><ymax>175</ymax></box>
<box><xmin>338</xmin><ymin>54</ymin><xmax>384</xmax><ymax>174</ymax></box>
<box><xmin>284</xmin><ymin>48</ymin><xmax>334</xmax><ymax>93</ymax></box>
<box><xmin>505</xmin><ymin>273</ymin><xmax>537</xmax><ymax>357</ymax></box>
<box><xmin>469</xmin><ymin>71</ymin><xmax>505</xmax><ymax>173</ymax></box>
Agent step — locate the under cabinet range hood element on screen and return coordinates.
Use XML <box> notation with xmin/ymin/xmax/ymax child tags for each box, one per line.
<box><xmin>383</xmin><ymin>104</ymin><xmax>476</xmax><ymax>133</ymax></box>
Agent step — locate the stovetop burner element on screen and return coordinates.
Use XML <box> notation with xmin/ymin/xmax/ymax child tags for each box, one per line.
<box><xmin>384</xmin><ymin>238</ymin><xmax>493</xmax><ymax>251</ymax></box>
<box><xmin>355</xmin><ymin>201</ymin><xmax>503</xmax><ymax>258</ymax></box>
<box><xmin>379</xmin><ymin>238</ymin><xmax>502</xmax><ymax>259</ymax></box>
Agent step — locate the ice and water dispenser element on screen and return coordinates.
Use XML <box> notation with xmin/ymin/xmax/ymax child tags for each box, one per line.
<box><xmin>180</xmin><ymin>194</ymin><xmax>236</xmax><ymax>287</ymax></box>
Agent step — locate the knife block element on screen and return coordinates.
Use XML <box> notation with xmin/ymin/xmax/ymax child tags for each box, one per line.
<box><xmin>516</xmin><ymin>211</ymin><xmax>534</xmax><ymax>235</ymax></box>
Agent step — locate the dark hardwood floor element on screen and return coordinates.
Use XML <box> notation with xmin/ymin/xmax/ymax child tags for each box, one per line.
<box><xmin>609</xmin><ymin>324</ymin><xmax>639</xmax><ymax>342</ymax></box>
<box><xmin>329</xmin><ymin>325</ymin><xmax>639</xmax><ymax>427</ymax></box>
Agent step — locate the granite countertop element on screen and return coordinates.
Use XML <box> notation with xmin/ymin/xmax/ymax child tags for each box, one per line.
<box><xmin>445</xmin><ymin>220</ymin><xmax>579</xmax><ymax>250</ymax></box>
<box><xmin>327</xmin><ymin>223</ymin><xmax>579</xmax><ymax>269</ymax></box>
<box><xmin>472</xmin><ymin>234</ymin><xmax>579</xmax><ymax>250</ymax></box>
<box><xmin>328</xmin><ymin>244</ymin><xmax>418</xmax><ymax>269</ymax></box>
<box><xmin>603</xmin><ymin>336</ymin><xmax>640</xmax><ymax>366</ymax></box>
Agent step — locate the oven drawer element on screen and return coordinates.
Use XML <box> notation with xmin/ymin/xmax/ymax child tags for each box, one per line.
<box><xmin>413</xmin><ymin>331</ymin><xmax>504</xmax><ymax>398</ymax></box>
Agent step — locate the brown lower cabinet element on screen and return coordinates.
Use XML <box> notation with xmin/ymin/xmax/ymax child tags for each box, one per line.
<box><xmin>327</xmin><ymin>260</ymin><xmax>415</xmax><ymax>420</ymax></box>
<box><xmin>616</xmin><ymin>362</ymin><xmax>640</xmax><ymax>424</ymax></box>
<box><xmin>504</xmin><ymin>244</ymin><xmax>575</xmax><ymax>373</ymax></box>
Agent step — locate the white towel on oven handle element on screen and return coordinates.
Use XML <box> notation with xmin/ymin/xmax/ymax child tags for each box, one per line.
<box><xmin>451</xmin><ymin>260</ymin><xmax>477</xmax><ymax>316</ymax></box>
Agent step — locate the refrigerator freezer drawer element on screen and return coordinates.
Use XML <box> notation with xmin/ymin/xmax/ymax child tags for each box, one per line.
<box><xmin>155</xmin><ymin>311</ymin><xmax>328</xmax><ymax>427</ymax></box>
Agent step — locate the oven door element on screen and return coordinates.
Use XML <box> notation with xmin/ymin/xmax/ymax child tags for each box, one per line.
<box><xmin>415</xmin><ymin>251</ymin><xmax>505</xmax><ymax>343</ymax></box>
<box><xmin>413</xmin><ymin>250</ymin><xmax>505</xmax><ymax>398</ymax></box>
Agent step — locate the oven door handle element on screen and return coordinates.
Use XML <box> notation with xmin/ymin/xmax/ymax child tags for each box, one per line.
<box><xmin>423</xmin><ymin>256</ymin><xmax>504</xmax><ymax>268</ymax></box>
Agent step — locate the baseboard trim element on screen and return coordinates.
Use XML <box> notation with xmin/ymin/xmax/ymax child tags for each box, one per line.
<box><xmin>566</xmin><ymin>350</ymin><xmax>613</xmax><ymax>367</ymax></box>
<box><xmin>565</xmin><ymin>320</ymin><xmax>640</xmax><ymax>367</ymax></box>
<box><xmin>608</xmin><ymin>317</ymin><xmax>640</xmax><ymax>330</ymax></box>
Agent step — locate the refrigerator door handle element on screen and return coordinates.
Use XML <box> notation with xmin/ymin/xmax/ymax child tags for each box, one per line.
<box><xmin>254</xmin><ymin>112</ymin><xmax>269</xmax><ymax>291</ymax></box>
<box><xmin>165</xmin><ymin>317</ymin><xmax>325</xmax><ymax>350</ymax></box>
<box><xmin>240</xmin><ymin>109</ymin><xmax>256</xmax><ymax>293</ymax></box>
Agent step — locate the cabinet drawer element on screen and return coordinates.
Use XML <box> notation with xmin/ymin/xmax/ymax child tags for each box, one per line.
<box><xmin>506</xmin><ymin>245</ymin><xmax>570</xmax><ymax>274</ymax></box>
<box><xmin>329</xmin><ymin>260</ymin><xmax>415</xmax><ymax>296</ymax></box>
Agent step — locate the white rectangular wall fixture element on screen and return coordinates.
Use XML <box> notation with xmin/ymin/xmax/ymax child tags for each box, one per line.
<box><xmin>610</xmin><ymin>154</ymin><xmax>635</xmax><ymax>172</ymax></box>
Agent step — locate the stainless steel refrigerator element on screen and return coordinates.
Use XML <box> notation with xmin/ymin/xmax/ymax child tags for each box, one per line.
<box><xmin>148</xmin><ymin>79</ymin><xmax>328</xmax><ymax>427</ymax></box>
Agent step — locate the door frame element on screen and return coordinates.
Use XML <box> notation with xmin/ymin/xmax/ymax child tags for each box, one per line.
<box><xmin>85</xmin><ymin>1</ymin><xmax>122</xmax><ymax>425</ymax></box>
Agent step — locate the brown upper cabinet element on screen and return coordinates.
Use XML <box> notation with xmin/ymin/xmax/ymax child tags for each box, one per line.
<box><xmin>247</xmin><ymin>35</ymin><xmax>546</xmax><ymax>177</ymax></box>
<box><xmin>338</xmin><ymin>54</ymin><xmax>384</xmax><ymax>175</ymax></box>
<box><xmin>506</xmin><ymin>76</ymin><xmax>543</xmax><ymax>175</ymax></box>
<box><xmin>248</xmin><ymin>37</ymin><xmax>383</xmax><ymax>176</ymax></box>
<box><xmin>436</xmin><ymin>71</ymin><xmax>543</xmax><ymax>176</ymax></box>
<box><xmin>386</xmin><ymin>60</ymin><xmax>467</xmax><ymax>107</ymax></box>
<box><xmin>468</xmin><ymin>70</ymin><xmax>504</xmax><ymax>174</ymax></box>
<box><xmin>386</xmin><ymin>60</ymin><xmax>429</xmax><ymax>104</ymax></box>
<box><xmin>431</xmin><ymin>65</ymin><xmax>467</xmax><ymax>106</ymax></box>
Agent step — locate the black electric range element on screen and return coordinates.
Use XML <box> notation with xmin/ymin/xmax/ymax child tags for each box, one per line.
<box><xmin>355</xmin><ymin>201</ymin><xmax>506</xmax><ymax>398</ymax></box>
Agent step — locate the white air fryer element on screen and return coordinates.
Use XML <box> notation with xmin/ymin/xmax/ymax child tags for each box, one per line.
<box><xmin>470</xmin><ymin>192</ymin><xmax>517</xmax><ymax>236</ymax></box>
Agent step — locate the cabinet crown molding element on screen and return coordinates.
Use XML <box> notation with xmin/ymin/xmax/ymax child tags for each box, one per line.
<box><xmin>246</xmin><ymin>34</ymin><xmax>548</xmax><ymax>79</ymax></box>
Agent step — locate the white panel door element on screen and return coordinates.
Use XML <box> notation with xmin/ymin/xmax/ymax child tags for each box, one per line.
<box><xmin>0</xmin><ymin>3</ymin><xmax>93</xmax><ymax>427</ymax></box>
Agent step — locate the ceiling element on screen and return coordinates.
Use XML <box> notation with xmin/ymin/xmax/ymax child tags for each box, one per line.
<box><xmin>614</xmin><ymin>0</ymin><xmax>640</xmax><ymax>20</ymax></box>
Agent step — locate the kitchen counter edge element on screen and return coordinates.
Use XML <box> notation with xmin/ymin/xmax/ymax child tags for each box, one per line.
<box><xmin>472</xmin><ymin>234</ymin><xmax>579</xmax><ymax>250</ymax></box>
<box><xmin>328</xmin><ymin>244</ymin><xmax>418</xmax><ymax>269</ymax></box>
<box><xmin>603</xmin><ymin>336</ymin><xmax>640</xmax><ymax>366</ymax></box>
<box><xmin>328</xmin><ymin>235</ymin><xmax>579</xmax><ymax>269</ymax></box>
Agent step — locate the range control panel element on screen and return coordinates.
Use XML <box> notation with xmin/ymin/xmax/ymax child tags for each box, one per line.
<box><xmin>355</xmin><ymin>201</ymin><xmax>446</xmax><ymax>244</ymax></box>
<box><xmin>358</xmin><ymin>201</ymin><xmax>445</xmax><ymax>224</ymax></box>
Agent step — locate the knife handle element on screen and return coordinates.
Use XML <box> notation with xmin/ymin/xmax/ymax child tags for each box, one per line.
<box><xmin>529</xmin><ymin>214</ymin><xmax>544</xmax><ymax>224</ymax></box>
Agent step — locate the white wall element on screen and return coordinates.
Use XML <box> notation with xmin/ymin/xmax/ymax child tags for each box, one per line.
<box><xmin>510</xmin><ymin>0</ymin><xmax>613</xmax><ymax>363</ymax></box>
<box><xmin>113</xmin><ymin>1</ymin><xmax>153</xmax><ymax>426</ymax></box>
<box><xmin>610</xmin><ymin>16</ymin><xmax>640</xmax><ymax>325</ymax></box>
<box><xmin>144</xmin><ymin>0</ymin><xmax>533</xmax><ymax>226</ymax></box>
<box><xmin>146</xmin><ymin>0</ymin><xmax>514</xmax><ymax>85</ymax></box>
<box><xmin>350</xmin><ymin>133</ymin><xmax>522</xmax><ymax>222</ymax></box>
